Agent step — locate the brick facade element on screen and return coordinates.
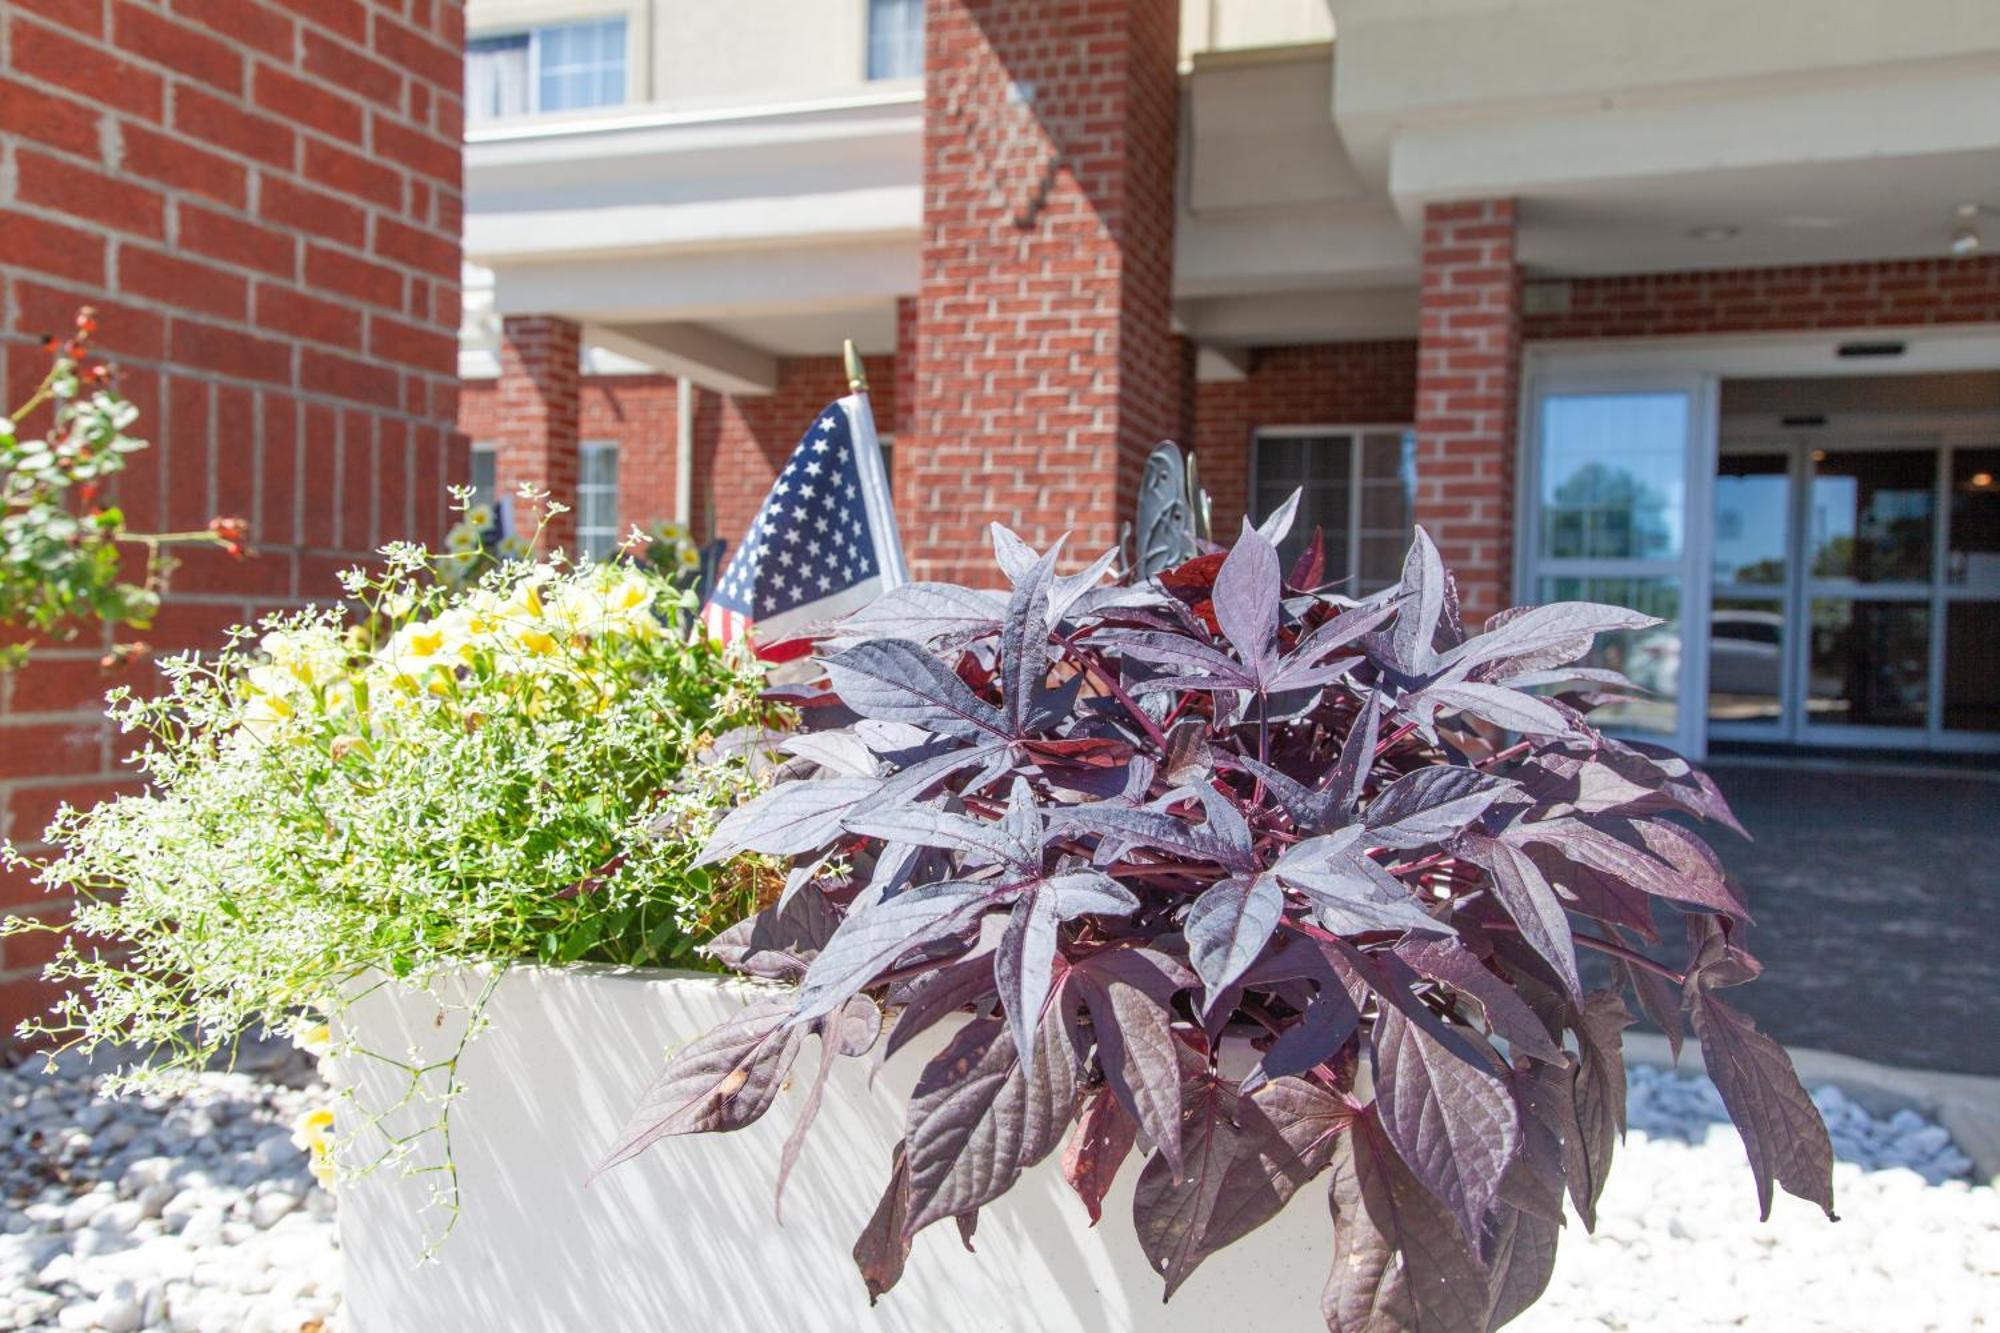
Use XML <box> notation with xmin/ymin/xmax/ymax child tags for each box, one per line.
<box><xmin>1414</xmin><ymin>199</ymin><xmax>1522</xmax><ymax>623</ymax></box>
<box><xmin>1524</xmin><ymin>257</ymin><xmax>2000</xmax><ymax>341</ymax></box>
<box><xmin>459</xmin><ymin>350</ymin><xmax>900</xmax><ymax>559</ymax></box>
<box><xmin>0</xmin><ymin>0</ymin><xmax>466</xmax><ymax>1037</ymax></box>
<box><xmin>491</xmin><ymin>315</ymin><xmax>580</xmax><ymax>551</ymax></box>
<box><xmin>1194</xmin><ymin>341</ymin><xmax>1419</xmax><ymax>535</ymax></box>
<box><xmin>901</xmin><ymin>0</ymin><xmax>1181</xmax><ymax>585</ymax></box>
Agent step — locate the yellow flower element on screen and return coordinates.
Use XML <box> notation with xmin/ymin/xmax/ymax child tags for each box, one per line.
<box><xmin>291</xmin><ymin>1105</ymin><xmax>335</xmax><ymax>1153</ymax></box>
<box><xmin>517</xmin><ymin>627</ymin><xmax>558</xmax><ymax>655</ymax></box>
<box><xmin>308</xmin><ymin>1140</ymin><xmax>336</xmax><ymax>1190</ymax></box>
<box><xmin>292</xmin><ymin>1021</ymin><xmax>333</xmax><ymax>1057</ymax></box>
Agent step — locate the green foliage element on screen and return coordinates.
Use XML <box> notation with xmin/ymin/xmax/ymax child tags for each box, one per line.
<box><xmin>1</xmin><ymin>308</ymin><xmax>242</xmax><ymax>668</ymax></box>
<box><xmin>3</xmin><ymin>545</ymin><xmax>780</xmax><ymax>1087</ymax></box>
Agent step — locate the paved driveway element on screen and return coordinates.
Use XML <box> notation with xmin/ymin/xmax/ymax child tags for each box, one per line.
<box><xmin>1698</xmin><ymin>760</ymin><xmax>1999</xmax><ymax>1077</ymax></box>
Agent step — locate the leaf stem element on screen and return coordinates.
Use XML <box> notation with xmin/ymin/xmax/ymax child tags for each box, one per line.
<box><xmin>1055</xmin><ymin>631</ymin><xmax>1171</xmax><ymax>751</ymax></box>
<box><xmin>1486</xmin><ymin>920</ymin><xmax>1688</xmax><ymax>985</ymax></box>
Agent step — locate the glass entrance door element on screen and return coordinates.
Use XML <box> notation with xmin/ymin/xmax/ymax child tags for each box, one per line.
<box><xmin>1707</xmin><ymin>435</ymin><xmax>2000</xmax><ymax>750</ymax></box>
<box><xmin>1524</xmin><ymin>377</ymin><xmax>1716</xmax><ymax>758</ymax></box>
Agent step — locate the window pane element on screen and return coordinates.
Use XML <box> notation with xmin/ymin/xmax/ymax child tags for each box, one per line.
<box><xmin>1713</xmin><ymin>453</ymin><xmax>1789</xmax><ymax>585</ymax></box>
<box><xmin>576</xmin><ymin>443</ymin><xmax>620</xmax><ymax>560</ymax></box>
<box><xmin>1708</xmin><ymin>596</ymin><xmax>1785</xmax><ymax>725</ymax></box>
<box><xmin>1537</xmin><ymin>575</ymin><xmax>1681</xmax><ymax>735</ymax></box>
<box><xmin>466</xmin><ymin>35</ymin><xmax>530</xmax><ymax>123</ymax></box>
<box><xmin>1357</xmin><ymin>535</ymin><xmax>1406</xmax><ymax>590</ymax></box>
<box><xmin>1948</xmin><ymin>447</ymin><xmax>2000</xmax><ymax>592</ymax></box>
<box><xmin>1944</xmin><ymin>601</ymin><xmax>2000</xmax><ymax>732</ymax></box>
<box><xmin>1255</xmin><ymin>434</ymin><xmax>1351</xmax><ymax>575</ymax></box>
<box><xmin>1538</xmin><ymin>393</ymin><xmax>1687</xmax><ymax>560</ymax></box>
<box><xmin>538</xmin><ymin>18</ymin><xmax>627</xmax><ymax>113</ymax></box>
<box><xmin>469</xmin><ymin>444</ymin><xmax>498</xmax><ymax>509</ymax></box>
<box><xmin>1807</xmin><ymin>599</ymin><xmax>1928</xmax><ymax>728</ymax></box>
<box><xmin>1807</xmin><ymin>449</ymin><xmax>1933</xmax><ymax>583</ymax></box>
<box><xmin>868</xmin><ymin>0</ymin><xmax>924</xmax><ymax>79</ymax></box>
<box><xmin>1257</xmin><ymin>438</ymin><xmax>1304</xmax><ymax>479</ymax></box>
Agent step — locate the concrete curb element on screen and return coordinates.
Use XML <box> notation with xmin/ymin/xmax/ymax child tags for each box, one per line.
<box><xmin>1622</xmin><ymin>1031</ymin><xmax>2000</xmax><ymax>1187</ymax></box>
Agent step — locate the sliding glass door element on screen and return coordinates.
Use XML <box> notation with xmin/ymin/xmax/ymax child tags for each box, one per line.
<box><xmin>1708</xmin><ymin>432</ymin><xmax>2000</xmax><ymax>750</ymax></box>
<box><xmin>1522</xmin><ymin>376</ymin><xmax>1717</xmax><ymax>758</ymax></box>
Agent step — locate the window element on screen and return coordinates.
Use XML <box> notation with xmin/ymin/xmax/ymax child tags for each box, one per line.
<box><xmin>867</xmin><ymin>0</ymin><xmax>924</xmax><ymax>80</ymax></box>
<box><xmin>468</xmin><ymin>442</ymin><xmax>498</xmax><ymax>511</ymax></box>
<box><xmin>466</xmin><ymin>18</ymin><xmax>628</xmax><ymax>124</ymax></box>
<box><xmin>577</xmin><ymin>441</ymin><xmax>621</xmax><ymax>561</ymax></box>
<box><xmin>1250</xmin><ymin>427</ymin><xmax>1416</xmax><ymax>594</ymax></box>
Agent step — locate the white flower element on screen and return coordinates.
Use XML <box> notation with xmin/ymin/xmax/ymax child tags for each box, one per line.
<box><xmin>463</xmin><ymin>503</ymin><xmax>496</xmax><ymax>532</ymax></box>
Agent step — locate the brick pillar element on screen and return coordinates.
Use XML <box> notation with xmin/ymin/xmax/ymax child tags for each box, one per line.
<box><xmin>0</xmin><ymin>0</ymin><xmax>467</xmax><ymax>1041</ymax></box>
<box><xmin>1414</xmin><ymin>200</ymin><xmax>1522</xmax><ymax>624</ymax></box>
<box><xmin>495</xmin><ymin>315</ymin><xmax>581</xmax><ymax>552</ymax></box>
<box><xmin>906</xmin><ymin>0</ymin><xmax>1180</xmax><ymax>585</ymax></box>
<box><xmin>893</xmin><ymin>294</ymin><xmax>917</xmax><ymax>440</ymax></box>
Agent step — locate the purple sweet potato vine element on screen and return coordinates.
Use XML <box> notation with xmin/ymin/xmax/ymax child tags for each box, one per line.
<box><xmin>603</xmin><ymin>498</ymin><xmax>1835</xmax><ymax>1331</ymax></box>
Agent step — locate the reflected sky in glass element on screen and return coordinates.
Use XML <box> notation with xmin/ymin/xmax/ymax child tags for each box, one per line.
<box><xmin>1714</xmin><ymin>455</ymin><xmax>1789</xmax><ymax>585</ymax></box>
<box><xmin>1539</xmin><ymin>393</ymin><xmax>1687</xmax><ymax>560</ymax></box>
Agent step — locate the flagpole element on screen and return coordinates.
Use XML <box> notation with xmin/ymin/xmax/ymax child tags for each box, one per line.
<box><xmin>844</xmin><ymin>338</ymin><xmax>869</xmax><ymax>395</ymax></box>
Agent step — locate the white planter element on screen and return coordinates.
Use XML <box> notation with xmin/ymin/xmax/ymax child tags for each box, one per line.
<box><xmin>337</xmin><ymin>966</ymin><xmax>1330</xmax><ymax>1332</ymax></box>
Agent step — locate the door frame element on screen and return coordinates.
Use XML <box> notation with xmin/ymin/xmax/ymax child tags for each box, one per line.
<box><xmin>1518</xmin><ymin>324</ymin><xmax>2000</xmax><ymax>759</ymax></box>
<box><xmin>1516</xmin><ymin>369</ymin><xmax>1718</xmax><ymax>758</ymax></box>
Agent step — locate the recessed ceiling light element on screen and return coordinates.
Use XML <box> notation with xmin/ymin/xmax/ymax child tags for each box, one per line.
<box><xmin>1687</xmin><ymin>225</ymin><xmax>1741</xmax><ymax>243</ymax></box>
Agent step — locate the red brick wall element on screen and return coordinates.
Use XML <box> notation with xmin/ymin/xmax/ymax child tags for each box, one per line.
<box><xmin>0</xmin><ymin>0</ymin><xmax>466</xmax><ymax>1038</ymax></box>
<box><xmin>903</xmin><ymin>0</ymin><xmax>1180</xmax><ymax>585</ymax></box>
<box><xmin>461</xmin><ymin>351</ymin><xmax>900</xmax><ymax>562</ymax></box>
<box><xmin>1194</xmin><ymin>341</ymin><xmax>1419</xmax><ymax>534</ymax></box>
<box><xmin>1414</xmin><ymin>199</ymin><xmax>1521</xmax><ymax>623</ymax></box>
<box><xmin>1524</xmin><ymin>257</ymin><xmax>2000</xmax><ymax>341</ymax></box>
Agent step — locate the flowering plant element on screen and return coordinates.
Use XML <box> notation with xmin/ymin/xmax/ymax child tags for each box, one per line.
<box><xmin>604</xmin><ymin>506</ymin><xmax>1832</xmax><ymax>1329</ymax></box>
<box><xmin>4</xmin><ymin>546</ymin><xmax>775</xmax><ymax>1114</ymax></box>
<box><xmin>2</xmin><ymin>308</ymin><xmax>245</xmax><ymax>666</ymax></box>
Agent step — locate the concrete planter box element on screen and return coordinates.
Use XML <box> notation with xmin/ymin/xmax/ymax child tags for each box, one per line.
<box><xmin>338</xmin><ymin>966</ymin><xmax>1329</xmax><ymax>1332</ymax></box>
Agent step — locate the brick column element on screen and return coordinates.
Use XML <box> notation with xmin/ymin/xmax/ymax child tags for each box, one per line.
<box><xmin>0</xmin><ymin>0</ymin><xmax>467</xmax><ymax>1040</ymax></box>
<box><xmin>1414</xmin><ymin>199</ymin><xmax>1522</xmax><ymax>624</ymax></box>
<box><xmin>892</xmin><ymin>294</ymin><xmax>917</xmax><ymax>440</ymax></box>
<box><xmin>494</xmin><ymin>315</ymin><xmax>581</xmax><ymax>552</ymax></box>
<box><xmin>905</xmin><ymin>0</ymin><xmax>1180</xmax><ymax>585</ymax></box>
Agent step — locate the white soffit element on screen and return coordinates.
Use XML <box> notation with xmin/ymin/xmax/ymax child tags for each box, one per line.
<box><xmin>465</xmin><ymin>91</ymin><xmax>921</xmax><ymax>266</ymax></box>
<box><xmin>1176</xmin><ymin>43</ymin><xmax>1417</xmax><ymax>305</ymax></box>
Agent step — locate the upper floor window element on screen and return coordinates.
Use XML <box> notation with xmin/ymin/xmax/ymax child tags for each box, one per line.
<box><xmin>867</xmin><ymin>0</ymin><xmax>923</xmax><ymax>80</ymax></box>
<box><xmin>1251</xmin><ymin>426</ymin><xmax>1417</xmax><ymax>594</ymax></box>
<box><xmin>467</xmin><ymin>17</ymin><xmax>628</xmax><ymax>125</ymax></box>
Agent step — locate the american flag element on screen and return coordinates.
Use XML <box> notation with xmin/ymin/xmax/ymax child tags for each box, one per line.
<box><xmin>701</xmin><ymin>391</ymin><xmax>907</xmax><ymax>651</ymax></box>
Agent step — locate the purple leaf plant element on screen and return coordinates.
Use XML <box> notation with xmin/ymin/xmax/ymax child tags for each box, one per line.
<box><xmin>604</xmin><ymin>502</ymin><xmax>1834</xmax><ymax>1331</ymax></box>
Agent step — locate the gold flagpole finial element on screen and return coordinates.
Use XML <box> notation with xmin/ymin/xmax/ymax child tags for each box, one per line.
<box><xmin>843</xmin><ymin>339</ymin><xmax>869</xmax><ymax>394</ymax></box>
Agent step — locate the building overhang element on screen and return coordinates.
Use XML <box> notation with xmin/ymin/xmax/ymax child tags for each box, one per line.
<box><xmin>1328</xmin><ymin>0</ymin><xmax>2000</xmax><ymax>275</ymax></box>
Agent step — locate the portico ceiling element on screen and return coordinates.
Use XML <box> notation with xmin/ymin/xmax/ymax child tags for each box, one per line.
<box><xmin>462</xmin><ymin>5</ymin><xmax>2000</xmax><ymax>386</ymax></box>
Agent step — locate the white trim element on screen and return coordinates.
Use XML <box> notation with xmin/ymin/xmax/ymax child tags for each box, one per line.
<box><xmin>1524</xmin><ymin>325</ymin><xmax>2000</xmax><ymax>380</ymax></box>
<box><xmin>466</xmin><ymin>87</ymin><xmax>923</xmax><ymax>147</ymax></box>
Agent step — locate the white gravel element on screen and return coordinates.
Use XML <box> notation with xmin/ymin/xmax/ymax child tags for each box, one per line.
<box><xmin>0</xmin><ymin>1056</ymin><xmax>340</xmax><ymax>1333</ymax></box>
<box><xmin>1</xmin><ymin>1054</ymin><xmax>1993</xmax><ymax>1331</ymax></box>
<box><xmin>1518</xmin><ymin>1065</ymin><xmax>1999</xmax><ymax>1332</ymax></box>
